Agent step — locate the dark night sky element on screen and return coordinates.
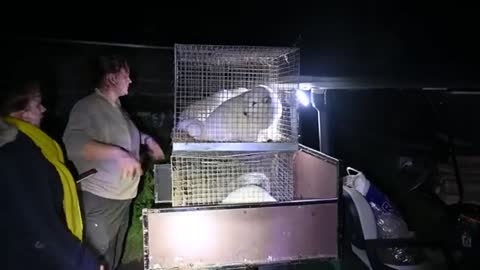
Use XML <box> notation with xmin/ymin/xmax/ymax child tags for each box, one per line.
<box><xmin>3</xmin><ymin>3</ymin><xmax>480</xmax><ymax>157</ymax></box>
<box><xmin>3</xmin><ymin>3</ymin><xmax>479</xmax><ymax>78</ymax></box>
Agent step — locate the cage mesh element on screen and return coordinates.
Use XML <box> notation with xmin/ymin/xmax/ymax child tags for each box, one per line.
<box><xmin>173</xmin><ymin>44</ymin><xmax>300</xmax><ymax>143</ymax></box>
<box><xmin>171</xmin><ymin>151</ymin><xmax>294</xmax><ymax>206</ymax></box>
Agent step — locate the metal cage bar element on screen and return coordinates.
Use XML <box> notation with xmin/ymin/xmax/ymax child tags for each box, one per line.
<box><xmin>171</xmin><ymin>151</ymin><xmax>295</xmax><ymax>206</ymax></box>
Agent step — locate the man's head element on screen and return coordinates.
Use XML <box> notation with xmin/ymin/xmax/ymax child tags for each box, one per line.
<box><xmin>0</xmin><ymin>80</ymin><xmax>46</xmax><ymax>127</ymax></box>
<box><xmin>95</xmin><ymin>55</ymin><xmax>132</xmax><ymax>97</ymax></box>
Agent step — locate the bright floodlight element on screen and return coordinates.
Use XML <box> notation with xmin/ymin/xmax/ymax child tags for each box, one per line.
<box><xmin>296</xmin><ymin>89</ymin><xmax>310</xmax><ymax>106</ymax></box>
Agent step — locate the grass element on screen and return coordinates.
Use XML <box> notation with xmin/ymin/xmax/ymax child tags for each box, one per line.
<box><xmin>120</xmin><ymin>110</ymin><xmax>171</xmax><ymax>267</ymax></box>
<box><xmin>122</xmin><ymin>169</ymin><xmax>155</xmax><ymax>265</ymax></box>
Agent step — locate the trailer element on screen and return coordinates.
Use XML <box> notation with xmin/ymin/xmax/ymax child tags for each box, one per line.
<box><xmin>142</xmin><ymin>44</ymin><xmax>343</xmax><ymax>270</ymax></box>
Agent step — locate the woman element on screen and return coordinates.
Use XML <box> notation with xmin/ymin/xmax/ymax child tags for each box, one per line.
<box><xmin>0</xmin><ymin>79</ymin><xmax>102</xmax><ymax>270</ymax></box>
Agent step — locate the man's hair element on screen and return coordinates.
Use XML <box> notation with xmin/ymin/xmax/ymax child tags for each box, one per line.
<box><xmin>0</xmin><ymin>79</ymin><xmax>41</xmax><ymax>117</ymax></box>
<box><xmin>94</xmin><ymin>54</ymin><xmax>129</xmax><ymax>87</ymax></box>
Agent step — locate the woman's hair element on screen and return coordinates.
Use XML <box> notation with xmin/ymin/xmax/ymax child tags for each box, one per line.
<box><xmin>0</xmin><ymin>79</ymin><xmax>41</xmax><ymax>117</ymax></box>
<box><xmin>94</xmin><ymin>54</ymin><xmax>130</xmax><ymax>87</ymax></box>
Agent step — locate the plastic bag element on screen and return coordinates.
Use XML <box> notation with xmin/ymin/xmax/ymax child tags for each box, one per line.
<box><xmin>344</xmin><ymin>167</ymin><xmax>424</xmax><ymax>265</ymax></box>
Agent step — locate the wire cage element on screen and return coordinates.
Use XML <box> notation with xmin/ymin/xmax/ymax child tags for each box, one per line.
<box><xmin>173</xmin><ymin>44</ymin><xmax>300</xmax><ymax>144</ymax></box>
<box><xmin>171</xmin><ymin>151</ymin><xmax>295</xmax><ymax>206</ymax></box>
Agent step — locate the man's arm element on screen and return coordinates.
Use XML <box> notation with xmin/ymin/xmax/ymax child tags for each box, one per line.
<box><xmin>83</xmin><ymin>140</ymin><xmax>125</xmax><ymax>161</ymax></box>
<box><xmin>84</xmin><ymin>140</ymin><xmax>143</xmax><ymax>178</ymax></box>
<box><xmin>140</xmin><ymin>132</ymin><xmax>151</xmax><ymax>145</ymax></box>
<box><xmin>140</xmin><ymin>132</ymin><xmax>165</xmax><ymax>161</ymax></box>
<box><xmin>63</xmin><ymin>102</ymin><xmax>96</xmax><ymax>160</ymax></box>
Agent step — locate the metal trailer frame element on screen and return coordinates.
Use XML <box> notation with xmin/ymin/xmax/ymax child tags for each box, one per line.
<box><xmin>144</xmin><ymin>144</ymin><xmax>344</xmax><ymax>270</ymax></box>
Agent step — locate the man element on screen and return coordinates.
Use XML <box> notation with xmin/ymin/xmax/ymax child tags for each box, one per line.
<box><xmin>0</xmin><ymin>79</ymin><xmax>101</xmax><ymax>270</ymax></box>
<box><xmin>63</xmin><ymin>55</ymin><xmax>165</xmax><ymax>270</ymax></box>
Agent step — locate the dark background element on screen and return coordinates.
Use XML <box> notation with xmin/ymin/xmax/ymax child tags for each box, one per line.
<box><xmin>2</xmin><ymin>3</ymin><xmax>480</xmax><ymax>176</ymax></box>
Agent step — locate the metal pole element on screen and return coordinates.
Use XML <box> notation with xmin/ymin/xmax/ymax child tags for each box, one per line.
<box><xmin>311</xmin><ymin>88</ymin><xmax>326</xmax><ymax>153</ymax></box>
<box><xmin>15</xmin><ymin>36</ymin><xmax>174</xmax><ymax>50</ymax></box>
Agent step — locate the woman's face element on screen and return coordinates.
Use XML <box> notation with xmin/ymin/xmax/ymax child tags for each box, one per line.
<box><xmin>17</xmin><ymin>91</ymin><xmax>46</xmax><ymax>127</ymax></box>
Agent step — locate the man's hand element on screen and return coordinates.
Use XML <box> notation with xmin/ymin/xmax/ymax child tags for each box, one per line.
<box><xmin>82</xmin><ymin>140</ymin><xmax>143</xmax><ymax>180</ymax></box>
<box><xmin>145</xmin><ymin>137</ymin><xmax>165</xmax><ymax>161</ymax></box>
<box><xmin>116</xmin><ymin>149</ymin><xmax>143</xmax><ymax>181</ymax></box>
